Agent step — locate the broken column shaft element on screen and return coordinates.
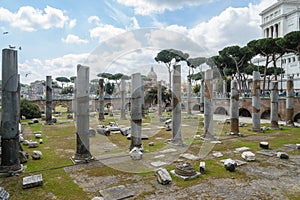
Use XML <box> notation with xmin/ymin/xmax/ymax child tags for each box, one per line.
<box><xmin>45</xmin><ymin>76</ymin><xmax>53</xmax><ymax>125</ymax></box>
<box><xmin>172</xmin><ymin>65</ymin><xmax>183</xmax><ymax>145</ymax></box>
<box><xmin>270</xmin><ymin>81</ymin><xmax>279</xmax><ymax>129</ymax></box>
<box><xmin>73</xmin><ymin>64</ymin><xmax>92</xmax><ymax>162</ymax></box>
<box><xmin>230</xmin><ymin>79</ymin><xmax>239</xmax><ymax>134</ymax></box>
<box><xmin>130</xmin><ymin>73</ymin><xmax>143</xmax><ymax>150</ymax></box>
<box><xmin>204</xmin><ymin>69</ymin><xmax>213</xmax><ymax>137</ymax></box>
<box><xmin>98</xmin><ymin>78</ymin><xmax>105</xmax><ymax>121</ymax></box>
<box><xmin>120</xmin><ymin>78</ymin><xmax>126</xmax><ymax>120</ymax></box>
<box><xmin>286</xmin><ymin>76</ymin><xmax>294</xmax><ymax>126</ymax></box>
<box><xmin>200</xmin><ymin>78</ymin><xmax>204</xmax><ymax>113</ymax></box>
<box><xmin>252</xmin><ymin>71</ymin><xmax>261</xmax><ymax>132</ymax></box>
<box><xmin>0</xmin><ymin>49</ymin><xmax>21</xmax><ymax>172</ymax></box>
<box><xmin>157</xmin><ymin>81</ymin><xmax>162</xmax><ymax>116</ymax></box>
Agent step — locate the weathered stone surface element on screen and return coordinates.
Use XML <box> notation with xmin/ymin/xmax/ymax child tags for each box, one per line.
<box><xmin>170</xmin><ymin>169</ymin><xmax>200</xmax><ymax>181</ymax></box>
<box><xmin>224</xmin><ymin>159</ymin><xmax>237</xmax><ymax>172</ymax></box>
<box><xmin>31</xmin><ymin>151</ymin><xmax>42</xmax><ymax>160</ymax></box>
<box><xmin>241</xmin><ymin>151</ymin><xmax>256</xmax><ymax>161</ymax></box>
<box><xmin>96</xmin><ymin>125</ymin><xmax>110</xmax><ymax>136</ymax></box>
<box><xmin>213</xmin><ymin>152</ymin><xmax>223</xmax><ymax>158</ymax></box>
<box><xmin>28</xmin><ymin>141</ymin><xmax>39</xmax><ymax>148</ymax></box>
<box><xmin>180</xmin><ymin>153</ymin><xmax>200</xmax><ymax>161</ymax></box>
<box><xmin>156</xmin><ymin>168</ymin><xmax>172</xmax><ymax>185</ymax></box>
<box><xmin>151</xmin><ymin>161</ymin><xmax>167</xmax><ymax>167</ymax></box>
<box><xmin>120</xmin><ymin>127</ymin><xmax>130</xmax><ymax>136</ymax></box>
<box><xmin>173</xmin><ymin>162</ymin><xmax>200</xmax><ymax>180</ymax></box>
<box><xmin>89</xmin><ymin>128</ymin><xmax>96</xmax><ymax>137</ymax></box>
<box><xmin>277</xmin><ymin>152</ymin><xmax>289</xmax><ymax>159</ymax></box>
<box><xmin>99</xmin><ymin>185</ymin><xmax>134</xmax><ymax>200</ymax></box>
<box><xmin>257</xmin><ymin>150</ymin><xmax>276</xmax><ymax>157</ymax></box>
<box><xmin>159</xmin><ymin>148</ymin><xmax>177</xmax><ymax>154</ymax></box>
<box><xmin>23</xmin><ymin>174</ymin><xmax>43</xmax><ymax>189</ymax></box>
<box><xmin>129</xmin><ymin>147</ymin><xmax>143</xmax><ymax>160</ymax></box>
<box><xmin>0</xmin><ymin>187</ymin><xmax>9</xmax><ymax>200</ymax></box>
<box><xmin>19</xmin><ymin>151</ymin><xmax>28</xmax><ymax>164</ymax></box>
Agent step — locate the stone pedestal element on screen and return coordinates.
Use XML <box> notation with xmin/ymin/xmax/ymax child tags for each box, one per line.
<box><xmin>0</xmin><ymin>49</ymin><xmax>22</xmax><ymax>173</ymax></box>
<box><xmin>252</xmin><ymin>71</ymin><xmax>261</xmax><ymax>132</ymax></box>
<box><xmin>72</xmin><ymin>65</ymin><xmax>93</xmax><ymax>163</ymax></box>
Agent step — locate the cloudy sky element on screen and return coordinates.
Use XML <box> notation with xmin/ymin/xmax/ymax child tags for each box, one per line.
<box><xmin>0</xmin><ymin>0</ymin><xmax>277</xmax><ymax>84</ymax></box>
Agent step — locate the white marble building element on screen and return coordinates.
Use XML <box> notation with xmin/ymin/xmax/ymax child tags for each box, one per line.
<box><xmin>258</xmin><ymin>0</ymin><xmax>300</xmax><ymax>90</ymax></box>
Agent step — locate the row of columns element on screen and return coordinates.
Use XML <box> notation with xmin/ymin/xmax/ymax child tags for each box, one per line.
<box><xmin>264</xmin><ymin>23</ymin><xmax>279</xmax><ymax>38</ymax></box>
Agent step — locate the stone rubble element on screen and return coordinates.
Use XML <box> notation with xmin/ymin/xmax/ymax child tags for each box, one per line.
<box><xmin>156</xmin><ymin>168</ymin><xmax>172</xmax><ymax>185</ymax></box>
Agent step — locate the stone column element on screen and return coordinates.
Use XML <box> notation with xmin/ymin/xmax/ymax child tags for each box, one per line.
<box><xmin>72</xmin><ymin>77</ymin><xmax>77</xmax><ymax>121</ymax></box>
<box><xmin>172</xmin><ymin>65</ymin><xmax>183</xmax><ymax>145</ymax></box>
<box><xmin>72</xmin><ymin>64</ymin><xmax>92</xmax><ymax>163</ymax></box>
<box><xmin>230</xmin><ymin>79</ymin><xmax>239</xmax><ymax>134</ymax></box>
<box><xmin>187</xmin><ymin>78</ymin><xmax>192</xmax><ymax>114</ymax></box>
<box><xmin>286</xmin><ymin>76</ymin><xmax>294</xmax><ymax>126</ymax></box>
<box><xmin>270</xmin><ymin>81</ymin><xmax>279</xmax><ymax>129</ymax></box>
<box><xmin>204</xmin><ymin>69</ymin><xmax>214</xmax><ymax>137</ymax></box>
<box><xmin>98</xmin><ymin>78</ymin><xmax>104</xmax><ymax>121</ymax></box>
<box><xmin>45</xmin><ymin>76</ymin><xmax>53</xmax><ymax>125</ymax></box>
<box><xmin>141</xmin><ymin>80</ymin><xmax>146</xmax><ymax>118</ymax></box>
<box><xmin>130</xmin><ymin>73</ymin><xmax>143</xmax><ymax>150</ymax></box>
<box><xmin>0</xmin><ymin>49</ymin><xmax>21</xmax><ymax>172</ymax></box>
<box><xmin>120</xmin><ymin>78</ymin><xmax>126</xmax><ymax>120</ymax></box>
<box><xmin>157</xmin><ymin>81</ymin><xmax>162</xmax><ymax>116</ymax></box>
<box><xmin>200</xmin><ymin>78</ymin><xmax>204</xmax><ymax>113</ymax></box>
<box><xmin>252</xmin><ymin>71</ymin><xmax>261</xmax><ymax>132</ymax></box>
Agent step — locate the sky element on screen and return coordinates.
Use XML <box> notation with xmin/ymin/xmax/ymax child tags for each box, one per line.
<box><xmin>0</xmin><ymin>0</ymin><xmax>278</xmax><ymax>84</ymax></box>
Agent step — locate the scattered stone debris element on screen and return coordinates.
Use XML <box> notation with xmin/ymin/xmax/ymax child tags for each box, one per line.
<box><xmin>180</xmin><ymin>153</ymin><xmax>200</xmax><ymax>161</ymax></box>
<box><xmin>32</xmin><ymin>118</ymin><xmax>39</xmax><ymax>123</ymax></box>
<box><xmin>165</xmin><ymin>119</ymin><xmax>172</xmax><ymax>131</ymax></box>
<box><xmin>120</xmin><ymin>127</ymin><xmax>130</xmax><ymax>136</ymax></box>
<box><xmin>259</xmin><ymin>141</ymin><xmax>269</xmax><ymax>149</ymax></box>
<box><xmin>199</xmin><ymin>162</ymin><xmax>205</xmax><ymax>174</ymax></box>
<box><xmin>0</xmin><ymin>187</ymin><xmax>9</xmax><ymax>200</ymax></box>
<box><xmin>171</xmin><ymin>162</ymin><xmax>200</xmax><ymax>181</ymax></box>
<box><xmin>223</xmin><ymin>158</ymin><xmax>237</xmax><ymax>172</ymax></box>
<box><xmin>19</xmin><ymin>134</ymin><xmax>24</xmax><ymax>142</ymax></box>
<box><xmin>159</xmin><ymin>148</ymin><xmax>177</xmax><ymax>154</ymax></box>
<box><xmin>156</xmin><ymin>168</ymin><xmax>172</xmax><ymax>185</ymax></box>
<box><xmin>107</xmin><ymin>122</ymin><xmax>120</xmax><ymax>131</ymax></box>
<box><xmin>126</xmin><ymin>134</ymin><xmax>149</xmax><ymax>140</ymax></box>
<box><xmin>297</xmin><ymin>144</ymin><xmax>300</xmax><ymax>150</ymax></box>
<box><xmin>234</xmin><ymin>147</ymin><xmax>251</xmax><ymax>153</ymax></box>
<box><xmin>19</xmin><ymin>151</ymin><xmax>29</xmax><ymax>164</ymax></box>
<box><xmin>241</xmin><ymin>151</ymin><xmax>256</xmax><ymax>161</ymax></box>
<box><xmin>148</xmin><ymin>142</ymin><xmax>154</xmax><ymax>146</ymax></box>
<box><xmin>23</xmin><ymin>174</ymin><xmax>43</xmax><ymax>189</ymax></box>
<box><xmin>28</xmin><ymin>141</ymin><xmax>39</xmax><ymax>148</ymax></box>
<box><xmin>39</xmin><ymin>139</ymin><xmax>43</xmax><ymax>144</ymax></box>
<box><xmin>96</xmin><ymin>125</ymin><xmax>110</xmax><ymax>136</ymax></box>
<box><xmin>23</xmin><ymin>140</ymin><xmax>29</xmax><ymax>146</ymax></box>
<box><xmin>31</xmin><ymin>151</ymin><xmax>42</xmax><ymax>160</ymax></box>
<box><xmin>212</xmin><ymin>152</ymin><xmax>223</xmax><ymax>158</ymax></box>
<box><xmin>239</xmin><ymin>122</ymin><xmax>247</xmax><ymax>127</ymax></box>
<box><xmin>277</xmin><ymin>152</ymin><xmax>289</xmax><ymax>159</ymax></box>
<box><xmin>35</xmin><ymin>133</ymin><xmax>42</xmax><ymax>139</ymax></box>
<box><xmin>99</xmin><ymin>185</ymin><xmax>134</xmax><ymax>200</ymax></box>
<box><xmin>129</xmin><ymin>147</ymin><xmax>143</xmax><ymax>160</ymax></box>
<box><xmin>210</xmin><ymin>140</ymin><xmax>222</xmax><ymax>144</ymax></box>
<box><xmin>261</xmin><ymin>126</ymin><xmax>269</xmax><ymax>132</ymax></box>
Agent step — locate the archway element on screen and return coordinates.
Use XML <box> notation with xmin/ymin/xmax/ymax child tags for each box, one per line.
<box><xmin>261</xmin><ymin>110</ymin><xmax>270</xmax><ymax>119</ymax></box>
<box><xmin>239</xmin><ymin>108</ymin><xmax>251</xmax><ymax>117</ymax></box>
<box><xmin>214</xmin><ymin>107</ymin><xmax>227</xmax><ymax>115</ymax></box>
<box><xmin>294</xmin><ymin>113</ymin><xmax>300</xmax><ymax>123</ymax></box>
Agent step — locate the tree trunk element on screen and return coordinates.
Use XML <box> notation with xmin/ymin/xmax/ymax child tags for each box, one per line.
<box><xmin>262</xmin><ymin>56</ymin><xmax>269</xmax><ymax>93</ymax></box>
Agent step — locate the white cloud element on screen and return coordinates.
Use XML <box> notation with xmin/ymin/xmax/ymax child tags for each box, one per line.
<box><xmin>0</xmin><ymin>6</ymin><xmax>70</xmax><ymax>31</ymax></box>
<box><xmin>88</xmin><ymin>16</ymin><xmax>100</xmax><ymax>24</ymax></box>
<box><xmin>19</xmin><ymin>53</ymin><xmax>89</xmax><ymax>83</ymax></box>
<box><xmin>89</xmin><ymin>23</ymin><xmax>126</xmax><ymax>42</ymax></box>
<box><xmin>62</xmin><ymin>34</ymin><xmax>89</xmax><ymax>44</ymax></box>
<box><xmin>68</xmin><ymin>19</ymin><xmax>77</xmax><ymax>28</ymax></box>
<box><xmin>116</xmin><ymin>0</ymin><xmax>214</xmax><ymax>15</ymax></box>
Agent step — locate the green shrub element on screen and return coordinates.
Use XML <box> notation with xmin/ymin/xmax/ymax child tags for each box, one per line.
<box><xmin>20</xmin><ymin>99</ymin><xmax>41</xmax><ymax>119</ymax></box>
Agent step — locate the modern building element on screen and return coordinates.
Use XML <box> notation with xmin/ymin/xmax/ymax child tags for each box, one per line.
<box><xmin>259</xmin><ymin>0</ymin><xmax>300</xmax><ymax>90</ymax></box>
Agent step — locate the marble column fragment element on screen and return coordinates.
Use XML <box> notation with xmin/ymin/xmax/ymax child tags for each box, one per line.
<box><xmin>230</xmin><ymin>79</ymin><xmax>239</xmax><ymax>134</ymax></box>
<box><xmin>130</xmin><ymin>73</ymin><xmax>143</xmax><ymax>150</ymax></box>
<box><xmin>204</xmin><ymin>69</ymin><xmax>214</xmax><ymax>137</ymax></box>
<box><xmin>270</xmin><ymin>81</ymin><xmax>279</xmax><ymax>129</ymax></box>
<box><xmin>73</xmin><ymin>64</ymin><xmax>92</xmax><ymax>163</ymax></box>
<box><xmin>157</xmin><ymin>81</ymin><xmax>162</xmax><ymax>116</ymax></box>
<box><xmin>0</xmin><ymin>49</ymin><xmax>21</xmax><ymax>172</ymax></box>
<box><xmin>45</xmin><ymin>76</ymin><xmax>53</xmax><ymax>125</ymax></box>
<box><xmin>172</xmin><ymin>65</ymin><xmax>183</xmax><ymax>145</ymax></box>
<box><xmin>98</xmin><ymin>78</ymin><xmax>105</xmax><ymax>121</ymax></box>
<box><xmin>252</xmin><ymin>71</ymin><xmax>261</xmax><ymax>132</ymax></box>
<box><xmin>187</xmin><ymin>78</ymin><xmax>192</xmax><ymax>114</ymax></box>
<box><xmin>286</xmin><ymin>76</ymin><xmax>294</xmax><ymax>126</ymax></box>
<box><xmin>120</xmin><ymin>78</ymin><xmax>126</xmax><ymax>120</ymax></box>
<box><xmin>200</xmin><ymin>78</ymin><xmax>204</xmax><ymax>113</ymax></box>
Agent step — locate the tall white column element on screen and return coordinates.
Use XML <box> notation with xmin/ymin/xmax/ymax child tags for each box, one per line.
<box><xmin>252</xmin><ymin>71</ymin><xmax>261</xmax><ymax>132</ymax></box>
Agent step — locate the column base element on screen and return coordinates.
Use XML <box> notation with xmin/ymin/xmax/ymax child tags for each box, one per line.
<box><xmin>71</xmin><ymin>154</ymin><xmax>94</xmax><ymax>164</ymax></box>
<box><xmin>0</xmin><ymin>164</ymin><xmax>24</xmax><ymax>177</ymax></box>
<box><xmin>168</xmin><ymin>139</ymin><xmax>186</xmax><ymax>146</ymax></box>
